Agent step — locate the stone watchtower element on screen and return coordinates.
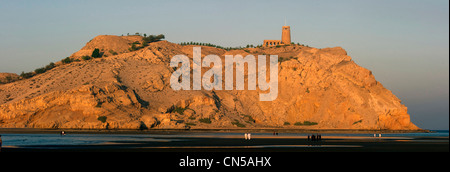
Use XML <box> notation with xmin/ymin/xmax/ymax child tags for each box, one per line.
<box><xmin>281</xmin><ymin>26</ymin><xmax>291</xmax><ymax>45</ymax></box>
<box><xmin>263</xmin><ymin>25</ymin><xmax>292</xmax><ymax>47</ymax></box>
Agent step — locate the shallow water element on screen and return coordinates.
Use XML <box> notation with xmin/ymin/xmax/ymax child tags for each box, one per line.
<box><xmin>1</xmin><ymin>134</ymin><xmax>165</xmax><ymax>146</ymax></box>
<box><xmin>1</xmin><ymin>130</ymin><xmax>447</xmax><ymax>147</ymax></box>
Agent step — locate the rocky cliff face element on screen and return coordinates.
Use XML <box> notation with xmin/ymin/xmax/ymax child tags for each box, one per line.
<box><xmin>0</xmin><ymin>35</ymin><xmax>419</xmax><ymax>130</ymax></box>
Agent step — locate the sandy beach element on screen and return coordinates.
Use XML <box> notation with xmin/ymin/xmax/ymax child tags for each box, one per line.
<box><xmin>0</xmin><ymin>129</ymin><xmax>447</xmax><ymax>152</ymax></box>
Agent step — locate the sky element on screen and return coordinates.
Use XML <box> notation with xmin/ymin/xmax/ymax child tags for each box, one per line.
<box><xmin>0</xmin><ymin>0</ymin><xmax>448</xmax><ymax>129</ymax></box>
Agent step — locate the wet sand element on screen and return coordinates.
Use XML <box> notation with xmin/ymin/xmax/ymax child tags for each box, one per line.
<box><xmin>1</xmin><ymin>129</ymin><xmax>448</xmax><ymax>152</ymax></box>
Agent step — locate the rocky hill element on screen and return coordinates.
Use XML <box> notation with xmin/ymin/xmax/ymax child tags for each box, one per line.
<box><xmin>0</xmin><ymin>35</ymin><xmax>419</xmax><ymax>130</ymax></box>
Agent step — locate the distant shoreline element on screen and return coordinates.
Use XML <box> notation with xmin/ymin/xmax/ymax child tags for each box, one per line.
<box><xmin>0</xmin><ymin>128</ymin><xmax>431</xmax><ymax>135</ymax></box>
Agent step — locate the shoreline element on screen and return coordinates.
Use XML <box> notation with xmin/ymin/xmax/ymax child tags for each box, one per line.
<box><xmin>1</xmin><ymin>131</ymin><xmax>447</xmax><ymax>152</ymax></box>
<box><xmin>0</xmin><ymin>128</ymin><xmax>432</xmax><ymax>135</ymax></box>
<box><xmin>1</xmin><ymin>128</ymin><xmax>447</xmax><ymax>152</ymax></box>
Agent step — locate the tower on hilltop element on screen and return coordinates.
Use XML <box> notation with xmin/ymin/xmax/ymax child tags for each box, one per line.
<box><xmin>263</xmin><ymin>24</ymin><xmax>292</xmax><ymax>47</ymax></box>
<box><xmin>281</xmin><ymin>26</ymin><xmax>291</xmax><ymax>45</ymax></box>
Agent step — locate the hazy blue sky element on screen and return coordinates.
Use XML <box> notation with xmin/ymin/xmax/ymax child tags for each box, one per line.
<box><xmin>0</xmin><ymin>0</ymin><xmax>448</xmax><ymax>129</ymax></box>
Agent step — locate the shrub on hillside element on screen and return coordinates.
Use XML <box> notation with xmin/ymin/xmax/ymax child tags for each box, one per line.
<box><xmin>129</xmin><ymin>44</ymin><xmax>138</xmax><ymax>51</ymax></box>
<box><xmin>199</xmin><ymin>118</ymin><xmax>212</xmax><ymax>124</ymax></box>
<box><xmin>97</xmin><ymin>116</ymin><xmax>107</xmax><ymax>123</ymax></box>
<box><xmin>294</xmin><ymin>121</ymin><xmax>318</xmax><ymax>126</ymax></box>
<box><xmin>62</xmin><ymin>57</ymin><xmax>73</xmax><ymax>64</ymax></box>
<box><xmin>82</xmin><ymin>56</ymin><xmax>92</xmax><ymax>60</ymax></box>
<box><xmin>91</xmin><ymin>48</ymin><xmax>101</xmax><ymax>58</ymax></box>
<box><xmin>20</xmin><ymin>71</ymin><xmax>34</xmax><ymax>79</ymax></box>
<box><xmin>142</xmin><ymin>34</ymin><xmax>165</xmax><ymax>43</ymax></box>
<box><xmin>109</xmin><ymin>50</ymin><xmax>118</xmax><ymax>55</ymax></box>
<box><xmin>166</xmin><ymin>105</ymin><xmax>187</xmax><ymax>115</ymax></box>
<box><xmin>45</xmin><ymin>62</ymin><xmax>55</xmax><ymax>71</ymax></box>
<box><xmin>34</xmin><ymin>67</ymin><xmax>46</xmax><ymax>74</ymax></box>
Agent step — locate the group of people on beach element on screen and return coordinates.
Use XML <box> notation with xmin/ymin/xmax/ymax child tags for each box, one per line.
<box><xmin>307</xmin><ymin>134</ymin><xmax>322</xmax><ymax>141</ymax></box>
<box><xmin>244</xmin><ymin>133</ymin><xmax>252</xmax><ymax>140</ymax></box>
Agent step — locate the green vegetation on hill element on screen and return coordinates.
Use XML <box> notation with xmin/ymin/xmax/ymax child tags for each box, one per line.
<box><xmin>62</xmin><ymin>57</ymin><xmax>73</xmax><ymax>64</ymax></box>
<box><xmin>166</xmin><ymin>105</ymin><xmax>187</xmax><ymax>115</ymax></box>
<box><xmin>199</xmin><ymin>118</ymin><xmax>212</xmax><ymax>124</ymax></box>
<box><xmin>127</xmin><ymin>34</ymin><xmax>166</xmax><ymax>52</ymax></box>
<box><xmin>91</xmin><ymin>48</ymin><xmax>101</xmax><ymax>58</ymax></box>
<box><xmin>82</xmin><ymin>56</ymin><xmax>92</xmax><ymax>60</ymax></box>
<box><xmin>97</xmin><ymin>116</ymin><xmax>107</xmax><ymax>123</ymax></box>
<box><xmin>19</xmin><ymin>46</ymin><xmax>104</xmax><ymax>81</ymax></box>
<box><xmin>143</xmin><ymin>34</ymin><xmax>165</xmax><ymax>44</ymax></box>
<box><xmin>294</xmin><ymin>121</ymin><xmax>318</xmax><ymax>126</ymax></box>
<box><xmin>20</xmin><ymin>62</ymin><xmax>56</xmax><ymax>80</ymax></box>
